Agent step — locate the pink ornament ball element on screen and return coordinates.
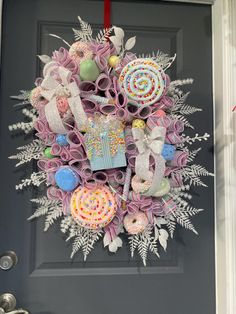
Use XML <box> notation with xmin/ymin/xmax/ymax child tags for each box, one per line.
<box><xmin>56</xmin><ymin>97</ymin><xmax>69</xmax><ymax>114</ymax></box>
<box><xmin>154</xmin><ymin>109</ymin><xmax>166</xmax><ymax>118</ymax></box>
<box><xmin>124</xmin><ymin>211</ymin><xmax>149</xmax><ymax>235</ymax></box>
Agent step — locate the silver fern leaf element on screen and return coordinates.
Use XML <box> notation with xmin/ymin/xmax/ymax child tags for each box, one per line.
<box><xmin>181</xmin><ymin>164</ymin><xmax>214</xmax><ymax>187</ymax></box>
<box><xmin>173</xmin><ymin>211</ymin><xmax>198</xmax><ymax>234</ymax></box>
<box><xmin>73</xmin><ymin>16</ymin><xmax>93</xmax><ymax>42</ymax></box>
<box><xmin>138</xmin><ymin>51</ymin><xmax>176</xmax><ymax>70</ymax></box>
<box><xmin>172</xmin><ymin>92</ymin><xmax>190</xmax><ymax>110</ymax></box>
<box><xmin>9</xmin><ymin>139</ymin><xmax>45</xmax><ymax>167</ymax></box>
<box><xmin>95</xmin><ymin>27</ymin><xmax>114</xmax><ymax>43</ymax></box>
<box><xmin>70</xmin><ymin>226</ymin><xmax>102</xmax><ymax>260</ymax></box>
<box><xmin>129</xmin><ymin>226</ymin><xmax>160</xmax><ymax>266</ymax></box>
<box><xmin>171</xmin><ymin>104</ymin><xmax>202</xmax><ymax>116</ymax></box>
<box><xmin>170</xmin><ymin>113</ymin><xmax>194</xmax><ymax>129</ymax></box>
<box><xmin>178</xmin><ymin>105</ymin><xmax>202</xmax><ymax>115</ymax></box>
<box><xmin>10</xmin><ymin>90</ymin><xmax>31</xmax><ymax>107</ymax></box>
<box><xmin>44</xmin><ymin>207</ymin><xmax>63</xmax><ymax>231</ymax></box>
<box><xmin>187</xmin><ymin>148</ymin><xmax>202</xmax><ymax>162</ymax></box>
<box><xmin>28</xmin><ymin>197</ymin><xmax>61</xmax><ymax>220</ymax></box>
<box><xmin>82</xmin><ymin>229</ymin><xmax>102</xmax><ymax>261</ymax></box>
<box><xmin>61</xmin><ymin>216</ymin><xmax>74</xmax><ymax>233</ymax></box>
<box><xmin>166</xmin><ymin>216</ymin><xmax>176</xmax><ymax>238</ymax></box>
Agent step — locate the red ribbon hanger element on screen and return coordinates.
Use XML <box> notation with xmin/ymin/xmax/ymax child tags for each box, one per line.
<box><xmin>104</xmin><ymin>0</ymin><xmax>111</xmax><ymax>29</ymax></box>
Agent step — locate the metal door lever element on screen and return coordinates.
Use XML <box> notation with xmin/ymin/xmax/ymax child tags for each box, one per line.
<box><xmin>0</xmin><ymin>294</ymin><xmax>29</xmax><ymax>314</ymax></box>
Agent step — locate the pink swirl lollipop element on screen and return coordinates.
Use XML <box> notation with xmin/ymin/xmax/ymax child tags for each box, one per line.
<box><xmin>119</xmin><ymin>58</ymin><xmax>166</xmax><ymax>107</ymax></box>
<box><xmin>71</xmin><ymin>186</ymin><xmax>117</xmax><ymax>230</ymax></box>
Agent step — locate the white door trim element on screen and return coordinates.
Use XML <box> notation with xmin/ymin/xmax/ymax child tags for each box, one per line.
<box><xmin>0</xmin><ymin>1</ymin><xmax>235</xmax><ymax>313</ymax></box>
<box><xmin>213</xmin><ymin>1</ymin><xmax>236</xmax><ymax>314</ymax></box>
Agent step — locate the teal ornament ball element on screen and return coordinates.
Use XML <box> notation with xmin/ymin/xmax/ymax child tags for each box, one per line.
<box><xmin>56</xmin><ymin>134</ymin><xmax>68</xmax><ymax>146</ymax></box>
<box><xmin>79</xmin><ymin>59</ymin><xmax>100</xmax><ymax>81</ymax></box>
<box><xmin>55</xmin><ymin>166</ymin><xmax>80</xmax><ymax>192</ymax></box>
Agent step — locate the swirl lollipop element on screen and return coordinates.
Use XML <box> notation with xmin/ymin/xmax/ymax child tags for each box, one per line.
<box><xmin>119</xmin><ymin>58</ymin><xmax>166</xmax><ymax>107</ymax></box>
<box><xmin>71</xmin><ymin>186</ymin><xmax>116</xmax><ymax>230</ymax></box>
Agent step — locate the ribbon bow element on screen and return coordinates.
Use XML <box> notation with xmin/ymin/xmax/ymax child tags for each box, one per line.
<box><xmin>41</xmin><ymin>64</ymin><xmax>87</xmax><ymax>134</ymax></box>
<box><xmin>132</xmin><ymin>126</ymin><xmax>166</xmax><ymax>196</ymax></box>
<box><xmin>132</xmin><ymin>126</ymin><xmax>166</xmax><ymax>156</ymax></box>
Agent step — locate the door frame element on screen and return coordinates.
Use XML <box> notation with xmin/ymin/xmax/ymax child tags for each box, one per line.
<box><xmin>212</xmin><ymin>1</ymin><xmax>236</xmax><ymax>314</ymax></box>
<box><xmin>0</xmin><ymin>1</ymin><xmax>235</xmax><ymax>314</ymax></box>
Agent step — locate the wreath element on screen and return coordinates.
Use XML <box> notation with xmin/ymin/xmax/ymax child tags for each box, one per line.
<box><xmin>9</xmin><ymin>17</ymin><xmax>213</xmax><ymax>265</ymax></box>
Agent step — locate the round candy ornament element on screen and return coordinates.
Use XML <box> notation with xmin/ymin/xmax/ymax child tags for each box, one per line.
<box><xmin>56</xmin><ymin>134</ymin><xmax>69</xmax><ymax>146</ymax></box>
<box><xmin>162</xmin><ymin>144</ymin><xmax>176</xmax><ymax>161</ymax></box>
<box><xmin>55</xmin><ymin>166</ymin><xmax>80</xmax><ymax>192</ymax></box>
<box><xmin>119</xmin><ymin>58</ymin><xmax>166</xmax><ymax>107</ymax></box>
<box><xmin>44</xmin><ymin>147</ymin><xmax>54</xmax><ymax>159</ymax></box>
<box><xmin>79</xmin><ymin>59</ymin><xmax>100</xmax><ymax>81</ymax></box>
<box><xmin>152</xmin><ymin>178</ymin><xmax>171</xmax><ymax>197</ymax></box>
<box><xmin>154</xmin><ymin>109</ymin><xmax>166</xmax><ymax>118</ymax></box>
<box><xmin>132</xmin><ymin>119</ymin><xmax>146</xmax><ymax>129</ymax></box>
<box><xmin>70</xmin><ymin>186</ymin><xmax>116</xmax><ymax>229</ymax></box>
<box><xmin>108</xmin><ymin>55</ymin><xmax>120</xmax><ymax>68</ymax></box>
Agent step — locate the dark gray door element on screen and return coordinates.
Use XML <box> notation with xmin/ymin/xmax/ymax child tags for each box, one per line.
<box><xmin>0</xmin><ymin>1</ymin><xmax>215</xmax><ymax>314</ymax></box>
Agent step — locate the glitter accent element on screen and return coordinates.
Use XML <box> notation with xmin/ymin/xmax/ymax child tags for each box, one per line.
<box><xmin>84</xmin><ymin>115</ymin><xmax>126</xmax><ymax>171</ymax></box>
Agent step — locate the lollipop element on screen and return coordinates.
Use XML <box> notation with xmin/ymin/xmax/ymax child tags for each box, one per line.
<box><xmin>71</xmin><ymin>186</ymin><xmax>116</xmax><ymax>229</ymax></box>
<box><xmin>119</xmin><ymin>58</ymin><xmax>166</xmax><ymax>107</ymax></box>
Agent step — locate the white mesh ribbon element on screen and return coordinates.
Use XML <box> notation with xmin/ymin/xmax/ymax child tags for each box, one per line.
<box><xmin>41</xmin><ymin>66</ymin><xmax>87</xmax><ymax>134</ymax></box>
<box><xmin>132</xmin><ymin>126</ymin><xmax>166</xmax><ymax>196</ymax></box>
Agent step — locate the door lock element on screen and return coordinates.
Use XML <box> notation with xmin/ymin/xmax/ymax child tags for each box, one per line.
<box><xmin>0</xmin><ymin>252</ymin><xmax>18</xmax><ymax>271</ymax></box>
<box><xmin>0</xmin><ymin>294</ymin><xmax>29</xmax><ymax>314</ymax></box>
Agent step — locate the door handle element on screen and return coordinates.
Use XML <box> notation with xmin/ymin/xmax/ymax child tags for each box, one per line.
<box><xmin>0</xmin><ymin>294</ymin><xmax>29</xmax><ymax>314</ymax></box>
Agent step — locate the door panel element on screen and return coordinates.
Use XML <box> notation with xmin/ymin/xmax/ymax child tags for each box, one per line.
<box><xmin>0</xmin><ymin>1</ymin><xmax>215</xmax><ymax>314</ymax></box>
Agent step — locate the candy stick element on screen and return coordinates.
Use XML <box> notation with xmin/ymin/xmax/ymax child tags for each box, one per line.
<box><xmin>122</xmin><ymin>166</ymin><xmax>132</xmax><ymax>201</ymax></box>
<box><xmin>87</xmin><ymin>94</ymin><xmax>115</xmax><ymax>104</ymax></box>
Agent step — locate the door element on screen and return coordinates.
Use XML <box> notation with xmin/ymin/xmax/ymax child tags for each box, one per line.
<box><xmin>0</xmin><ymin>1</ymin><xmax>215</xmax><ymax>313</ymax></box>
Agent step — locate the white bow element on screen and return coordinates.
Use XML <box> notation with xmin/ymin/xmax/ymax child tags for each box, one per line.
<box><xmin>132</xmin><ymin>126</ymin><xmax>166</xmax><ymax>196</ymax></box>
<box><xmin>132</xmin><ymin>126</ymin><xmax>166</xmax><ymax>156</ymax></box>
<box><xmin>41</xmin><ymin>64</ymin><xmax>87</xmax><ymax>134</ymax></box>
